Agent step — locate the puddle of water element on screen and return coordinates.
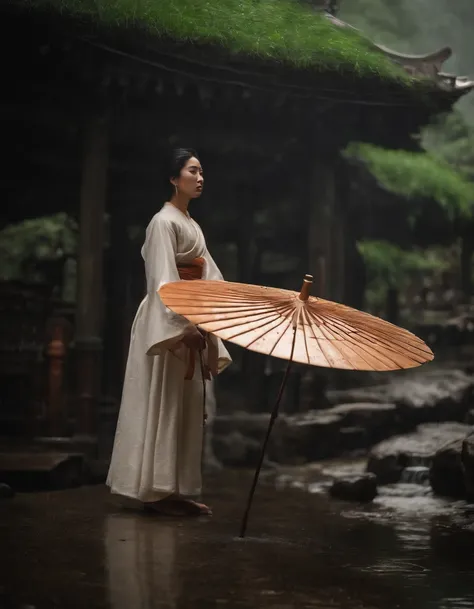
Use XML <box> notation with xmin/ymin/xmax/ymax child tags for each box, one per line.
<box><xmin>270</xmin><ymin>461</ymin><xmax>474</xmax><ymax>609</ymax></box>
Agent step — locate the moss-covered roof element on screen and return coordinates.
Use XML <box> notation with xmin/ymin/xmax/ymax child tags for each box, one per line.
<box><xmin>344</xmin><ymin>142</ymin><xmax>474</xmax><ymax>219</ymax></box>
<box><xmin>22</xmin><ymin>0</ymin><xmax>414</xmax><ymax>83</ymax></box>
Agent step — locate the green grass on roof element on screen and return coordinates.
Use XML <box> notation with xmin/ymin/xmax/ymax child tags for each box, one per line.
<box><xmin>24</xmin><ymin>0</ymin><xmax>413</xmax><ymax>82</ymax></box>
<box><xmin>345</xmin><ymin>142</ymin><xmax>474</xmax><ymax>219</ymax></box>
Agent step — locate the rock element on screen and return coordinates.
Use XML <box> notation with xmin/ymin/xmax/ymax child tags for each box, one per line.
<box><xmin>0</xmin><ymin>483</ymin><xmax>14</xmax><ymax>499</ymax></box>
<box><xmin>465</xmin><ymin>409</ymin><xmax>474</xmax><ymax>425</ymax></box>
<box><xmin>327</xmin><ymin>368</ymin><xmax>474</xmax><ymax>428</ymax></box>
<box><xmin>462</xmin><ymin>432</ymin><xmax>474</xmax><ymax>499</ymax></box>
<box><xmin>280</xmin><ymin>404</ymin><xmax>397</xmax><ymax>462</ymax></box>
<box><xmin>212</xmin><ymin>367</ymin><xmax>474</xmax><ymax>467</ymax></box>
<box><xmin>202</xmin><ymin>451</ymin><xmax>224</xmax><ymax>474</ymax></box>
<box><xmin>400</xmin><ymin>466</ymin><xmax>430</xmax><ymax>485</ymax></box>
<box><xmin>329</xmin><ymin>473</ymin><xmax>377</xmax><ymax>503</ymax></box>
<box><xmin>430</xmin><ymin>430</ymin><xmax>474</xmax><ymax>499</ymax></box>
<box><xmin>326</xmin><ymin>388</ymin><xmax>386</xmax><ymax>405</ymax></box>
<box><xmin>203</xmin><ymin>424</ymin><xmax>224</xmax><ymax>473</ymax></box>
<box><xmin>367</xmin><ymin>422</ymin><xmax>472</xmax><ymax>484</ymax></box>
<box><xmin>213</xmin><ymin>412</ymin><xmax>271</xmax><ymax>441</ymax></box>
<box><xmin>213</xmin><ymin>410</ymin><xmax>346</xmax><ymax>466</ymax></box>
<box><xmin>281</xmin><ymin>412</ymin><xmax>343</xmax><ymax>462</ymax></box>
<box><xmin>212</xmin><ymin>412</ymin><xmax>290</xmax><ymax>467</ymax></box>
<box><xmin>328</xmin><ymin>402</ymin><xmax>399</xmax><ymax>444</ymax></box>
<box><xmin>299</xmin><ymin>369</ymin><xmax>330</xmax><ymax>411</ymax></box>
<box><xmin>213</xmin><ymin>430</ymin><xmax>262</xmax><ymax>467</ymax></box>
<box><xmin>338</xmin><ymin>426</ymin><xmax>368</xmax><ymax>451</ymax></box>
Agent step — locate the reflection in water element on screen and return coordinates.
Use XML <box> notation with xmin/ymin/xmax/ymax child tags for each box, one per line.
<box><xmin>337</xmin><ymin>483</ymin><xmax>474</xmax><ymax>609</ymax></box>
<box><xmin>105</xmin><ymin>513</ymin><xmax>179</xmax><ymax>609</ymax></box>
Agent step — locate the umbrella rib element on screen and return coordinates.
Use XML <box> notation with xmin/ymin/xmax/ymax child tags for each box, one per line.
<box><xmin>300</xmin><ymin>307</ymin><xmax>311</xmax><ymax>365</ymax></box>
<box><xmin>342</xmin><ymin>314</ymin><xmax>428</xmax><ymax>351</ymax></box>
<box><xmin>341</xmin><ymin>325</ymin><xmax>428</xmax><ymax>364</ymax></box>
<box><xmin>268</xmin><ymin>308</ymin><xmax>296</xmax><ymax>357</ymax></box>
<box><xmin>309</xmin><ymin>301</ymin><xmax>412</xmax><ymax>338</ymax></box>
<box><xmin>165</xmin><ymin>287</ymin><xmax>283</xmax><ymax>304</ymax></box>
<box><xmin>303</xmin><ymin>306</ymin><xmax>339</xmax><ymax>366</ymax></box>
<box><xmin>196</xmin><ymin>303</ymin><xmax>295</xmax><ymax>335</ymax></box>
<box><xmin>188</xmin><ymin>303</ymin><xmax>291</xmax><ymax>321</ymax></box>
<box><xmin>176</xmin><ymin>285</ymin><xmax>290</xmax><ymax>302</ymax></box>
<box><xmin>219</xmin><ymin>306</ymin><xmax>295</xmax><ymax>352</ymax></box>
<box><xmin>166</xmin><ymin>281</ymin><xmax>296</xmax><ymax>302</ymax></box>
<box><xmin>305</xmin><ymin>308</ymin><xmax>358</xmax><ymax>369</ymax></box>
<box><xmin>310</xmin><ymin>304</ymin><xmax>430</xmax><ymax>357</ymax></box>
<box><xmin>314</xmin><ymin>313</ymin><xmax>405</xmax><ymax>369</ymax></box>
<box><xmin>243</xmin><ymin>310</ymin><xmax>298</xmax><ymax>349</ymax></box>
<box><xmin>164</xmin><ymin>297</ymin><xmax>287</xmax><ymax>309</ymax></box>
<box><xmin>217</xmin><ymin>310</ymin><xmax>291</xmax><ymax>341</ymax></box>
<box><xmin>196</xmin><ymin>306</ymin><xmax>289</xmax><ymax>330</ymax></box>
<box><xmin>320</xmin><ymin>313</ymin><xmax>430</xmax><ymax>361</ymax></box>
<box><xmin>308</xmin><ymin>304</ymin><xmax>431</xmax><ymax>368</ymax></box>
<box><xmin>190</xmin><ymin>281</ymin><xmax>295</xmax><ymax>298</ymax></box>
<box><xmin>309</xmin><ymin>308</ymin><xmax>385</xmax><ymax>369</ymax></box>
<box><xmin>199</xmin><ymin>312</ymin><xmax>281</xmax><ymax>329</ymax></box>
<box><xmin>303</xmin><ymin>308</ymin><xmax>330</xmax><ymax>366</ymax></box>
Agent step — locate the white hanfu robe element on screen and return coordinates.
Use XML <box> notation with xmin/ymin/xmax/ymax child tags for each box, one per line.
<box><xmin>106</xmin><ymin>203</ymin><xmax>231</xmax><ymax>503</ymax></box>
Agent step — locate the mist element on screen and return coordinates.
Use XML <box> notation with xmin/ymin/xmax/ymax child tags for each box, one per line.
<box><xmin>340</xmin><ymin>0</ymin><xmax>474</xmax><ymax>120</ymax></box>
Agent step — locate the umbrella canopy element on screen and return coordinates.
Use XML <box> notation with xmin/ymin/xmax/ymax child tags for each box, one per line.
<box><xmin>159</xmin><ymin>274</ymin><xmax>433</xmax><ymax>371</ymax></box>
<box><xmin>159</xmin><ymin>274</ymin><xmax>434</xmax><ymax>537</ymax></box>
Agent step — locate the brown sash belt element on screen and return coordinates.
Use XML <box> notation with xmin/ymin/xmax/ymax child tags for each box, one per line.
<box><xmin>177</xmin><ymin>256</ymin><xmax>205</xmax><ymax>281</ymax></box>
<box><xmin>177</xmin><ymin>257</ymin><xmax>218</xmax><ymax>381</ymax></box>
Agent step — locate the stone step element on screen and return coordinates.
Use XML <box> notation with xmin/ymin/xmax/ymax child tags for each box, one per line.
<box><xmin>0</xmin><ymin>449</ymin><xmax>86</xmax><ymax>491</ymax></box>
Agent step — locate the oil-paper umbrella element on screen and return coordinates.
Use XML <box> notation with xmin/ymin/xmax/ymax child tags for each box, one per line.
<box><xmin>159</xmin><ymin>274</ymin><xmax>433</xmax><ymax>536</ymax></box>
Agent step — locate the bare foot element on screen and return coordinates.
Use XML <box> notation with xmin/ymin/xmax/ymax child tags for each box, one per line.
<box><xmin>144</xmin><ymin>498</ymin><xmax>212</xmax><ymax>517</ymax></box>
<box><xmin>183</xmin><ymin>499</ymin><xmax>212</xmax><ymax>516</ymax></box>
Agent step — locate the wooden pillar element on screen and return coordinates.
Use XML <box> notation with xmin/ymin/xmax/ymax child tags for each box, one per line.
<box><xmin>331</xmin><ymin>193</ymin><xmax>345</xmax><ymax>303</ymax></box>
<box><xmin>236</xmin><ymin>185</ymin><xmax>258</xmax><ymax>284</ymax></box>
<box><xmin>308</xmin><ymin>157</ymin><xmax>337</xmax><ymax>299</ymax></box>
<box><xmin>235</xmin><ymin>183</ymin><xmax>266</xmax><ymax>410</ymax></box>
<box><xmin>103</xmin><ymin>205</ymin><xmax>129</xmax><ymax>400</ymax></box>
<box><xmin>331</xmin><ymin>160</ymin><xmax>350</xmax><ymax>304</ymax></box>
<box><xmin>73</xmin><ymin>116</ymin><xmax>108</xmax><ymax>449</ymax></box>
<box><xmin>304</xmin><ymin>156</ymin><xmax>346</xmax><ymax>413</ymax></box>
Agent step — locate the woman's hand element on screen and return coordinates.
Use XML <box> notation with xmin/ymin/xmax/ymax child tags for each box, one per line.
<box><xmin>181</xmin><ymin>326</ymin><xmax>206</xmax><ymax>350</ymax></box>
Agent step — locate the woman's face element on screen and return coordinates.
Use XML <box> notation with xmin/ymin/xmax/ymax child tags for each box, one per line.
<box><xmin>172</xmin><ymin>156</ymin><xmax>204</xmax><ymax>199</ymax></box>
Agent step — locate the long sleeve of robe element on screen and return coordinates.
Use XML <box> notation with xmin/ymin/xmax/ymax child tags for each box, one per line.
<box><xmin>106</xmin><ymin>203</ymin><xmax>231</xmax><ymax>503</ymax></box>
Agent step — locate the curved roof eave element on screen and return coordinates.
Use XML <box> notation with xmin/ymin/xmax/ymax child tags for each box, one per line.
<box><xmin>325</xmin><ymin>13</ymin><xmax>474</xmax><ymax>97</ymax></box>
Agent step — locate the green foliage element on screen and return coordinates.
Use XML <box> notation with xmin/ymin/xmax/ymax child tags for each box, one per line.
<box><xmin>345</xmin><ymin>142</ymin><xmax>474</xmax><ymax>219</ymax></box>
<box><xmin>24</xmin><ymin>0</ymin><xmax>413</xmax><ymax>81</ymax></box>
<box><xmin>0</xmin><ymin>213</ymin><xmax>78</xmax><ymax>282</ymax></box>
<box><xmin>358</xmin><ymin>240</ymin><xmax>448</xmax><ymax>287</ymax></box>
<box><xmin>422</xmin><ymin>112</ymin><xmax>474</xmax><ymax>178</ymax></box>
<box><xmin>358</xmin><ymin>239</ymin><xmax>450</xmax><ymax>311</ymax></box>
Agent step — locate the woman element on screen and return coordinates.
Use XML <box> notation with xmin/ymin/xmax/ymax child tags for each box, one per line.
<box><xmin>106</xmin><ymin>148</ymin><xmax>231</xmax><ymax>516</ymax></box>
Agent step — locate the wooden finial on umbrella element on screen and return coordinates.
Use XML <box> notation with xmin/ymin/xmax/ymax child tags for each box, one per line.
<box><xmin>298</xmin><ymin>274</ymin><xmax>313</xmax><ymax>302</ymax></box>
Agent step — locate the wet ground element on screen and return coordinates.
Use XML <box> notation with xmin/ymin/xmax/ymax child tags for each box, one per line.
<box><xmin>1</xmin><ymin>469</ymin><xmax>474</xmax><ymax>609</ymax></box>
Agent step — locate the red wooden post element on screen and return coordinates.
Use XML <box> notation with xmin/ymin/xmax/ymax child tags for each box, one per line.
<box><xmin>44</xmin><ymin>316</ymin><xmax>72</xmax><ymax>437</ymax></box>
